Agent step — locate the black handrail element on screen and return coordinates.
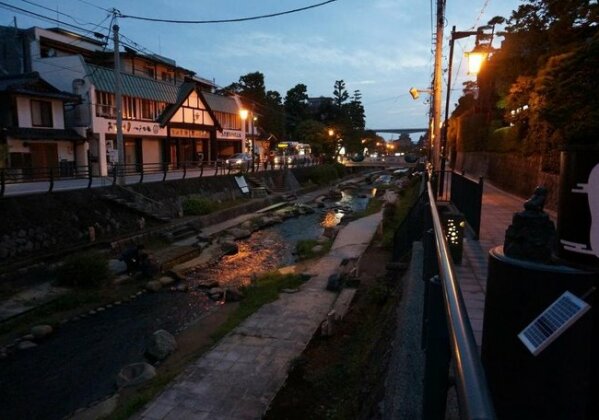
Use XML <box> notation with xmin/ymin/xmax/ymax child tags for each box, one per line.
<box><xmin>426</xmin><ymin>180</ymin><xmax>496</xmax><ymax>419</ymax></box>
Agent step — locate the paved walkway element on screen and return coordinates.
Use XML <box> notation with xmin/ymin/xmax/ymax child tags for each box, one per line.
<box><xmin>136</xmin><ymin>211</ymin><xmax>383</xmax><ymax>420</ymax></box>
<box><xmin>454</xmin><ymin>182</ymin><xmax>557</xmax><ymax>347</ymax></box>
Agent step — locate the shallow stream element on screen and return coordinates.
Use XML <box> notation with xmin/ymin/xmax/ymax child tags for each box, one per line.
<box><xmin>0</xmin><ymin>189</ymin><xmax>370</xmax><ymax>419</ymax></box>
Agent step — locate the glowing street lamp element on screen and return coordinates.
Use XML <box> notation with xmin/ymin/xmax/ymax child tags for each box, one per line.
<box><xmin>438</xmin><ymin>25</ymin><xmax>490</xmax><ymax>195</ymax></box>
<box><xmin>465</xmin><ymin>44</ymin><xmax>489</xmax><ymax>76</ymax></box>
<box><xmin>239</xmin><ymin>108</ymin><xmax>255</xmax><ymax>171</ymax></box>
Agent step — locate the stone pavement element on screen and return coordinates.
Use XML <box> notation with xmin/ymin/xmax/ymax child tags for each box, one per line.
<box><xmin>454</xmin><ymin>181</ymin><xmax>557</xmax><ymax>347</ymax></box>
<box><xmin>136</xmin><ymin>211</ymin><xmax>384</xmax><ymax>420</ymax></box>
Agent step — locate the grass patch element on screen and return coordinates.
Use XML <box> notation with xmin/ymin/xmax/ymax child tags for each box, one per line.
<box><xmin>210</xmin><ymin>272</ymin><xmax>305</xmax><ymax>342</ymax></box>
<box><xmin>382</xmin><ymin>176</ymin><xmax>422</xmax><ymax>248</ymax></box>
<box><xmin>264</xmin><ymin>248</ymin><xmax>400</xmax><ymax>420</ymax></box>
<box><xmin>295</xmin><ymin>239</ymin><xmax>332</xmax><ymax>260</ymax></box>
<box><xmin>103</xmin><ymin>371</ymin><xmax>179</xmax><ymax>420</ymax></box>
<box><xmin>55</xmin><ymin>252</ymin><xmax>111</xmax><ymax>289</ymax></box>
<box><xmin>352</xmin><ymin>196</ymin><xmax>384</xmax><ymax>219</ymax></box>
<box><xmin>0</xmin><ymin>280</ymin><xmax>144</xmax><ymax>344</ymax></box>
<box><xmin>182</xmin><ymin>196</ymin><xmax>218</xmax><ymax>216</ymax></box>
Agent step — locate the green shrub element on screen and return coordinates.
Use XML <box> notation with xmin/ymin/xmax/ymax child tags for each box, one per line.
<box><xmin>296</xmin><ymin>238</ymin><xmax>332</xmax><ymax>260</ymax></box>
<box><xmin>182</xmin><ymin>196</ymin><xmax>217</xmax><ymax>215</ymax></box>
<box><xmin>308</xmin><ymin>164</ymin><xmax>343</xmax><ymax>185</ymax></box>
<box><xmin>56</xmin><ymin>252</ymin><xmax>110</xmax><ymax>288</ymax></box>
<box><xmin>487</xmin><ymin>126</ymin><xmax>521</xmax><ymax>153</ymax></box>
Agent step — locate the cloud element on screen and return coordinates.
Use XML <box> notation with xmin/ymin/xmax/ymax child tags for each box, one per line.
<box><xmin>217</xmin><ymin>32</ymin><xmax>429</xmax><ymax>75</ymax></box>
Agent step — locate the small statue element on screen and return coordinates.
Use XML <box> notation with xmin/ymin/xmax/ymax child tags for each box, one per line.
<box><xmin>523</xmin><ymin>186</ymin><xmax>548</xmax><ymax>213</ymax></box>
<box><xmin>504</xmin><ymin>186</ymin><xmax>556</xmax><ymax>263</ymax></box>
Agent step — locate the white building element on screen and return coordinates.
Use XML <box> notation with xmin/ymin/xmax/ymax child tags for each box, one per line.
<box><xmin>0</xmin><ymin>26</ymin><xmax>248</xmax><ymax>176</ymax></box>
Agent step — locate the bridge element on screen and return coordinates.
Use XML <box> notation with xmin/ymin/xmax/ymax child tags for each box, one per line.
<box><xmin>367</xmin><ymin>128</ymin><xmax>428</xmax><ymax>135</ymax></box>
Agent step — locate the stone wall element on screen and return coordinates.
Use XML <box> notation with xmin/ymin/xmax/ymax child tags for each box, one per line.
<box><xmin>0</xmin><ymin>166</ymin><xmax>350</xmax><ymax>271</ymax></box>
<box><xmin>455</xmin><ymin>151</ymin><xmax>560</xmax><ymax>211</ymax></box>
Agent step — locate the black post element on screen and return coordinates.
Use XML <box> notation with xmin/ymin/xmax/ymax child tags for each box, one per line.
<box><xmin>438</xmin><ymin>27</ymin><xmax>456</xmax><ymax>198</ymax></box>
<box><xmin>162</xmin><ymin>161</ymin><xmax>168</xmax><ymax>182</ymax></box>
<box><xmin>182</xmin><ymin>162</ymin><xmax>187</xmax><ymax>179</ymax></box>
<box><xmin>139</xmin><ymin>162</ymin><xmax>144</xmax><ymax>184</ymax></box>
<box><xmin>48</xmin><ymin>168</ymin><xmax>54</xmax><ymax>193</ymax></box>
<box><xmin>422</xmin><ymin>274</ymin><xmax>451</xmax><ymax>420</ymax></box>
<box><xmin>87</xmin><ymin>162</ymin><xmax>93</xmax><ymax>189</ymax></box>
<box><xmin>0</xmin><ymin>169</ymin><xmax>5</xmax><ymax>197</ymax></box>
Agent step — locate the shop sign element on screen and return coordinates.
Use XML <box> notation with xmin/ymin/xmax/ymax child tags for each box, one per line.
<box><xmin>170</xmin><ymin>128</ymin><xmax>210</xmax><ymax>138</ymax></box>
<box><xmin>103</xmin><ymin>119</ymin><xmax>165</xmax><ymax>136</ymax></box>
<box><xmin>219</xmin><ymin>130</ymin><xmax>243</xmax><ymax>140</ymax></box>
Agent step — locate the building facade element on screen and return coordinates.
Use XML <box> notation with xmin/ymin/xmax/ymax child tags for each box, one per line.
<box><xmin>0</xmin><ymin>72</ymin><xmax>84</xmax><ymax>178</ymax></box>
<box><xmin>0</xmin><ymin>25</ymin><xmax>249</xmax><ymax>176</ymax></box>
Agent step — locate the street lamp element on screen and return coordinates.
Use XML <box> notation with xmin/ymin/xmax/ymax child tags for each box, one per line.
<box><xmin>239</xmin><ymin>108</ymin><xmax>256</xmax><ymax>172</ymax></box>
<box><xmin>438</xmin><ymin>25</ymin><xmax>490</xmax><ymax>196</ymax></box>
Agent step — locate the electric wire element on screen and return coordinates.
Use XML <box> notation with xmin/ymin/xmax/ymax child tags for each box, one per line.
<box><xmin>0</xmin><ymin>1</ymin><xmax>107</xmax><ymax>38</ymax></box>
<box><xmin>73</xmin><ymin>0</ymin><xmax>111</xmax><ymax>13</ymax></box>
<box><xmin>118</xmin><ymin>0</ymin><xmax>339</xmax><ymax>24</ymax></box>
<box><xmin>17</xmin><ymin>0</ymin><xmax>110</xmax><ymax>29</ymax></box>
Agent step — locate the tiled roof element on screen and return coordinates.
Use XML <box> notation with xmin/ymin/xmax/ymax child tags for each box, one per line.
<box><xmin>86</xmin><ymin>64</ymin><xmax>181</xmax><ymax>103</ymax></box>
<box><xmin>0</xmin><ymin>72</ymin><xmax>80</xmax><ymax>102</ymax></box>
<box><xmin>203</xmin><ymin>91</ymin><xmax>239</xmax><ymax>114</ymax></box>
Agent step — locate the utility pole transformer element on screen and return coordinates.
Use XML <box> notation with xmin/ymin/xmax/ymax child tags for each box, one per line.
<box><xmin>432</xmin><ymin>0</ymin><xmax>445</xmax><ymax>173</ymax></box>
<box><xmin>113</xmin><ymin>18</ymin><xmax>125</xmax><ymax>185</ymax></box>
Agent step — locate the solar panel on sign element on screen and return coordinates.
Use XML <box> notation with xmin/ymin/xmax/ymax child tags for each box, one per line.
<box><xmin>518</xmin><ymin>291</ymin><xmax>591</xmax><ymax>356</ymax></box>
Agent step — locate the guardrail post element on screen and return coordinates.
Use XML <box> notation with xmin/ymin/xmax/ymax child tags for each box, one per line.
<box><xmin>422</xmin><ymin>274</ymin><xmax>451</xmax><ymax>420</ymax></box>
<box><xmin>139</xmin><ymin>163</ymin><xmax>144</xmax><ymax>184</ymax></box>
<box><xmin>199</xmin><ymin>162</ymin><xmax>204</xmax><ymax>178</ymax></box>
<box><xmin>474</xmin><ymin>177</ymin><xmax>484</xmax><ymax>240</ymax></box>
<box><xmin>48</xmin><ymin>168</ymin><xmax>54</xmax><ymax>193</ymax></box>
<box><xmin>87</xmin><ymin>162</ymin><xmax>93</xmax><ymax>188</ymax></box>
<box><xmin>0</xmin><ymin>169</ymin><xmax>5</xmax><ymax>197</ymax></box>
<box><xmin>162</xmin><ymin>162</ymin><xmax>168</xmax><ymax>182</ymax></box>
<box><xmin>182</xmin><ymin>162</ymin><xmax>187</xmax><ymax>179</ymax></box>
<box><xmin>112</xmin><ymin>164</ymin><xmax>118</xmax><ymax>185</ymax></box>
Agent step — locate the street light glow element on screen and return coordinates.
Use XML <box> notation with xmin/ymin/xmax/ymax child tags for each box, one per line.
<box><xmin>466</xmin><ymin>50</ymin><xmax>488</xmax><ymax>75</ymax></box>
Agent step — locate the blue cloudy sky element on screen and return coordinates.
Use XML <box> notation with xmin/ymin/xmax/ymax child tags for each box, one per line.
<box><xmin>1</xmin><ymin>0</ymin><xmax>522</xmax><ymax>137</ymax></box>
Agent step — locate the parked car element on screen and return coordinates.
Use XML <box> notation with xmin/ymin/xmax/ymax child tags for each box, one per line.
<box><xmin>225</xmin><ymin>153</ymin><xmax>253</xmax><ymax>170</ymax></box>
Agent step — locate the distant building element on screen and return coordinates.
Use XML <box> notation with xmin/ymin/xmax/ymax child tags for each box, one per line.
<box><xmin>0</xmin><ymin>72</ymin><xmax>84</xmax><ymax>177</ymax></box>
<box><xmin>0</xmin><ymin>25</ymin><xmax>247</xmax><ymax>175</ymax></box>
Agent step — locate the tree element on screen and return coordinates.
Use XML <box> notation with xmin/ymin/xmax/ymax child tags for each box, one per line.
<box><xmin>262</xmin><ymin>90</ymin><xmax>285</xmax><ymax>144</ymax></box>
<box><xmin>345</xmin><ymin>90</ymin><xmax>366</xmax><ymax>131</ymax></box>
<box><xmin>294</xmin><ymin>119</ymin><xmax>330</xmax><ymax>156</ymax></box>
<box><xmin>333</xmin><ymin>80</ymin><xmax>349</xmax><ymax>108</ymax></box>
<box><xmin>284</xmin><ymin>84</ymin><xmax>310</xmax><ymax>139</ymax></box>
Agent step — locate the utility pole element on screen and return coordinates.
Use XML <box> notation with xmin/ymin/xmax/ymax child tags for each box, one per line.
<box><xmin>112</xmin><ymin>12</ymin><xmax>125</xmax><ymax>185</ymax></box>
<box><xmin>432</xmin><ymin>0</ymin><xmax>445</xmax><ymax>173</ymax></box>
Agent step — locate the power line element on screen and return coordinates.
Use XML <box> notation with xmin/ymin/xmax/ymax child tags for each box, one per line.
<box><xmin>74</xmin><ymin>0</ymin><xmax>111</xmax><ymax>13</ymax></box>
<box><xmin>17</xmin><ymin>0</ymin><xmax>109</xmax><ymax>29</ymax></box>
<box><xmin>119</xmin><ymin>0</ymin><xmax>340</xmax><ymax>24</ymax></box>
<box><xmin>0</xmin><ymin>1</ymin><xmax>107</xmax><ymax>37</ymax></box>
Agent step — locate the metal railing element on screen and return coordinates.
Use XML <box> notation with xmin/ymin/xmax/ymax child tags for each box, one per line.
<box><xmin>0</xmin><ymin>163</ymin><xmax>93</xmax><ymax>195</ymax></box>
<box><xmin>422</xmin><ymin>179</ymin><xmax>495</xmax><ymax>419</ymax></box>
<box><xmin>450</xmin><ymin>171</ymin><xmax>484</xmax><ymax>239</ymax></box>
<box><xmin>432</xmin><ymin>170</ymin><xmax>484</xmax><ymax>240</ymax></box>
<box><xmin>0</xmin><ymin>158</ymin><xmax>321</xmax><ymax>197</ymax></box>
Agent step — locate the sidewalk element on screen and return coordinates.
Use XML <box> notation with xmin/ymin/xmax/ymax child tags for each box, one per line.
<box><xmin>455</xmin><ymin>182</ymin><xmax>556</xmax><ymax>347</ymax></box>
<box><xmin>136</xmin><ymin>212</ymin><xmax>384</xmax><ymax>419</ymax></box>
<box><xmin>381</xmin><ymin>181</ymin><xmax>544</xmax><ymax>419</ymax></box>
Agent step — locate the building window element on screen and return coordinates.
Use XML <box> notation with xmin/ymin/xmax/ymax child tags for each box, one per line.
<box><xmin>140</xmin><ymin>99</ymin><xmax>155</xmax><ymax>120</ymax></box>
<box><xmin>123</xmin><ymin>96</ymin><xmax>138</xmax><ymax>119</ymax></box>
<box><xmin>155</xmin><ymin>102</ymin><xmax>167</xmax><ymax>119</ymax></box>
<box><xmin>31</xmin><ymin>100</ymin><xmax>53</xmax><ymax>127</ymax></box>
<box><xmin>96</xmin><ymin>91</ymin><xmax>115</xmax><ymax>118</ymax></box>
<box><xmin>214</xmin><ymin>111</ymin><xmax>240</xmax><ymax>129</ymax></box>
